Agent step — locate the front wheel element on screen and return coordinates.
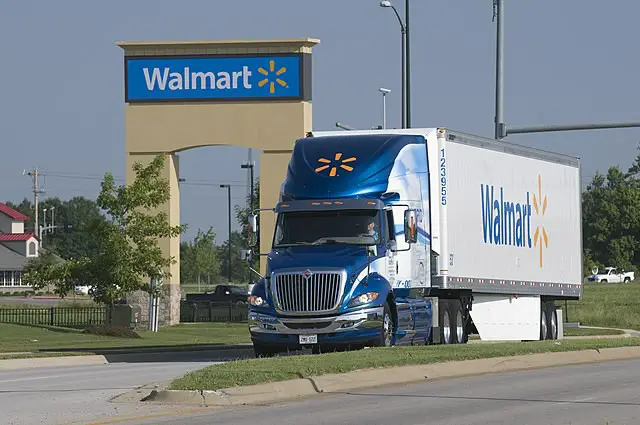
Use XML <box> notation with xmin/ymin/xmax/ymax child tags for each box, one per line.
<box><xmin>374</xmin><ymin>301</ymin><xmax>394</xmax><ymax>347</ymax></box>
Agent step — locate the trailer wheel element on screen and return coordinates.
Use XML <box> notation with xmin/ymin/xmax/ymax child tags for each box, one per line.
<box><xmin>546</xmin><ymin>301</ymin><xmax>558</xmax><ymax>340</ymax></box>
<box><xmin>452</xmin><ymin>300</ymin><xmax>469</xmax><ymax>344</ymax></box>
<box><xmin>540</xmin><ymin>305</ymin><xmax>548</xmax><ymax>341</ymax></box>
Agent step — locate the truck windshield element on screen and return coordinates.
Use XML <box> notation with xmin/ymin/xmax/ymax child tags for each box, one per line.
<box><xmin>273</xmin><ymin>209</ymin><xmax>381</xmax><ymax>247</ymax></box>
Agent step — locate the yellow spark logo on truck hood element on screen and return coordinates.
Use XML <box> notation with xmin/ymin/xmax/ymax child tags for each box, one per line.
<box><xmin>315</xmin><ymin>153</ymin><xmax>357</xmax><ymax>177</ymax></box>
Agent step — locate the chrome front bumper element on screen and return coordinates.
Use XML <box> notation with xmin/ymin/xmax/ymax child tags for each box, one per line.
<box><xmin>248</xmin><ymin>306</ymin><xmax>384</xmax><ymax>335</ymax></box>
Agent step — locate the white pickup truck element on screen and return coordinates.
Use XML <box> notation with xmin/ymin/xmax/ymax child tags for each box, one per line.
<box><xmin>588</xmin><ymin>267</ymin><xmax>635</xmax><ymax>283</ymax></box>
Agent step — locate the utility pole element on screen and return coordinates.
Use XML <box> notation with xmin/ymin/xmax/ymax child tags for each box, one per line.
<box><xmin>25</xmin><ymin>169</ymin><xmax>42</xmax><ymax>234</ymax></box>
<box><xmin>220</xmin><ymin>184</ymin><xmax>232</xmax><ymax>283</ymax></box>
<box><xmin>493</xmin><ymin>0</ymin><xmax>505</xmax><ymax>140</ymax></box>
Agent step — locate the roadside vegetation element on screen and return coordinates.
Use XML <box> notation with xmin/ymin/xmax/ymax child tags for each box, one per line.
<box><xmin>563</xmin><ymin>327</ymin><xmax>624</xmax><ymax>336</ymax></box>
<box><xmin>170</xmin><ymin>337</ymin><xmax>640</xmax><ymax>391</ymax></box>
<box><xmin>0</xmin><ymin>322</ymin><xmax>250</xmax><ymax>354</ymax></box>
<box><xmin>566</xmin><ymin>283</ymin><xmax>640</xmax><ymax>330</ymax></box>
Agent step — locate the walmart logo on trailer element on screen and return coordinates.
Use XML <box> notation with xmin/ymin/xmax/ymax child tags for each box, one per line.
<box><xmin>125</xmin><ymin>55</ymin><xmax>303</xmax><ymax>102</ymax></box>
<box><xmin>480</xmin><ymin>175</ymin><xmax>550</xmax><ymax>268</ymax></box>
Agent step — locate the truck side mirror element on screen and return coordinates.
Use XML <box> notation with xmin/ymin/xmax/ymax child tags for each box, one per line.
<box><xmin>248</xmin><ymin>214</ymin><xmax>258</xmax><ymax>247</ymax></box>
<box><xmin>404</xmin><ymin>209</ymin><xmax>418</xmax><ymax>244</ymax></box>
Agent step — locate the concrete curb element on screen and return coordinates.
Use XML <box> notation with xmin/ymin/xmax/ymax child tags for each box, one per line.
<box><xmin>0</xmin><ymin>354</ymin><xmax>108</xmax><ymax>370</ymax></box>
<box><xmin>139</xmin><ymin>345</ymin><xmax>640</xmax><ymax>406</ymax></box>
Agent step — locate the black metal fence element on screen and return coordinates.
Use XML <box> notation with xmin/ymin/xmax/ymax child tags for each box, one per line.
<box><xmin>0</xmin><ymin>307</ymin><xmax>108</xmax><ymax>327</ymax></box>
<box><xmin>179</xmin><ymin>300</ymin><xmax>248</xmax><ymax>323</ymax></box>
<box><xmin>0</xmin><ymin>301</ymin><xmax>247</xmax><ymax>328</ymax></box>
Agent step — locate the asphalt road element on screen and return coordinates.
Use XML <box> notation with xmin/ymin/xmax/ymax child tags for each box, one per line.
<box><xmin>112</xmin><ymin>358</ymin><xmax>640</xmax><ymax>425</ymax></box>
<box><xmin>0</xmin><ymin>361</ymin><xmax>217</xmax><ymax>425</ymax></box>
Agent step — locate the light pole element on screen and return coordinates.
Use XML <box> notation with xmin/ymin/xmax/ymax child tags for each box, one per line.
<box><xmin>380</xmin><ymin>0</ymin><xmax>410</xmax><ymax>128</ymax></box>
<box><xmin>378</xmin><ymin>88</ymin><xmax>391</xmax><ymax>129</ymax></box>
<box><xmin>220</xmin><ymin>184</ymin><xmax>232</xmax><ymax>283</ymax></box>
<box><xmin>240</xmin><ymin>161</ymin><xmax>255</xmax><ymax>213</ymax></box>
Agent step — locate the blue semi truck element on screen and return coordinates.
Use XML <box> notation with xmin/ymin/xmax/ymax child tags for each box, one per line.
<box><xmin>245</xmin><ymin>127</ymin><xmax>583</xmax><ymax>357</ymax></box>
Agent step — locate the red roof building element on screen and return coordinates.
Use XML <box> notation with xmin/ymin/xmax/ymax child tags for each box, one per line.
<box><xmin>0</xmin><ymin>202</ymin><xmax>30</xmax><ymax>221</ymax></box>
<box><xmin>0</xmin><ymin>202</ymin><xmax>38</xmax><ymax>291</ymax></box>
<box><xmin>0</xmin><ymin>232</ymin><xmax>36</xmax><ymax>242</ymax></box>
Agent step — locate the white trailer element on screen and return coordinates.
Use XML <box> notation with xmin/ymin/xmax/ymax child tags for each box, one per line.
<box><xmin>310</xmin><ymin>127</ymin><xmax>583</xmax><ymax>342</ymax></box>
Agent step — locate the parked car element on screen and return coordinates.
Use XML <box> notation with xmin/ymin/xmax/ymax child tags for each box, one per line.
<box><xmin>184</xmin><ymin>284</ymin><xmax>248</xmax><ymax>307</ymax></box>
<box><xmin>587</xmin><ymin>267</ymin><xmax>635</xmax><ymax>283</ymax></box>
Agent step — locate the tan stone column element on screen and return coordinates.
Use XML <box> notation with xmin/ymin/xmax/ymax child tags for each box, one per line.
<box><xmin>125</xmin><ymin>152</ymin><xmax>181</xmax><ymax>326</ymax></box>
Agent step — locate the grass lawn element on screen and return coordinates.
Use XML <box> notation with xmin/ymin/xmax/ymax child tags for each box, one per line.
<box><xmin>0</xmin><ymin>322</ymin><xmax>250</xmax><ymax>354</ymax></box>
<box><xmin>566</xmin><ymin>283</ymin><xmax>640</xmax><ymax>330</ymax></box>
<box><xmin>170</xmin><ymin>337</ymin><xmax>640</xmax><ymax>391</ymax></box>
<box><xmin>563</xmin><ymin>327</ymin><xmax>625</xmax><ymax>336</ymax></box>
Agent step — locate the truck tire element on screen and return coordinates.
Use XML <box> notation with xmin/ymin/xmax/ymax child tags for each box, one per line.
<box><xmin>624</xmin><ymin>277</ymin><xmax>631</xmax><ymax>283</ymax></box>
<box><xmin>439</xmin><ymin>299</ymin><xmax>453</xmax><ymax>344</ymax></box>
<box><xmin>545</xmin><ymin>302</ymin><xmax>558</xmax><ymax>340</ymax></box>
<box><xmin>376</xmin><ymin>301</ymin><xmax>394</xmax><ymax>347</ymax></box>
<box><xmin>452</xmin><ymin>299</ymin><xmax>469</xmax><ymax>344</ymax></box>
<box><xmin>540</xmin><ymin>306</ymin><xmax>549</xmax><ymax>340</ymax></box>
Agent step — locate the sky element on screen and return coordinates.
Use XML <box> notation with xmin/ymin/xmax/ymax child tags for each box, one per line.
<box><xmin>1</xmin><ymin>0</ymin><xmax>639</xmax><ymax>244</ymax></box>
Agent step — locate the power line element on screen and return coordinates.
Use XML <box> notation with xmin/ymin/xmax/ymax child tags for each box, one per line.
<box><xmin>38</xmin><ymin>171</ymin><xmax>247</xmax><ymax>187</ymax></box>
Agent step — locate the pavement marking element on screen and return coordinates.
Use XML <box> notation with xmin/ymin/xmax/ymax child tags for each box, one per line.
<box><xmin>0</xmin><ymin>373</ymin><xmax>71</xmax><ymax>384</ymax></box>
<box><xmin>81</xmin><ymin>407</ymin><xmax>215</xmax><ymax>425</ymax></box>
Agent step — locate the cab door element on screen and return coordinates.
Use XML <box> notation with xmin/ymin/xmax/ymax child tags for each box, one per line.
<box><xmin>384</xmin><ymin>208</ymin><xmax>397</xmax><ymax>287</ymax></box>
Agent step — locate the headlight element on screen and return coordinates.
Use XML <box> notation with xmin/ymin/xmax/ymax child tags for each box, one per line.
<box><xmin>348</xmin><ymin>291</ymin><xmax>379</xmax><ymax>307</ymax></box>
<box><xmin>248</xmin><ymin>295</ymin><xmax>269</xmax><ymax>307</ymax></box>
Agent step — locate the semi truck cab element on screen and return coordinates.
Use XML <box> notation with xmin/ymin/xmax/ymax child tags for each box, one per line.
<box><xmin>245</xmin><ymin>132</ymin><xmax>435</xmax><ymax>356</ymax></box>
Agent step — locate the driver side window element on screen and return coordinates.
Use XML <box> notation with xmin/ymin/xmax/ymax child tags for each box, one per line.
<box><xmin>386</xmin><ymin>209</ymin><xmax>395</xmax><ymax>242</ymax></box>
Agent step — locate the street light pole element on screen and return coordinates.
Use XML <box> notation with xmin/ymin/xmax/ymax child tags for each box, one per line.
<box><xmin>241</xmin><ymin>162</ymin><xmax>255</xmax><ymax>213</ymax></box>
<box><xmin>220</xmin><ymin>184</ymin><xmax>232</xmax><ymax>283</ymax></box>
<box><xmin>378</xmin><ymin>88</ymin><xmax>391</xmax><ymax>129</ymax></box>
<box><xmin>405</xmin><ymin>0</ymin><xmax>411</xmax><ymax>128</ymax></box>
<box><xmin>380</xmin><ymin>0</ymin><xmax>408</xmax><ymax>129</ymax></box>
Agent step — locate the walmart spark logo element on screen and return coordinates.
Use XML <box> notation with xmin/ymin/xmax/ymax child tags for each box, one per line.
<box><xmin>532</xmin><ymin>175</ymin><xmax>549</xmax><ymax>268</ymax></box>
<box><xmin>258</xmin><ymin>60</ymin><xmax>288</xmax><ymax>94</ymax></box>
<box><xmin>315</xmin><ymin>153</ymin><xmax>357</xmax><ymax>177</ymax></box>
<box><xmin>480</xmin><ymin>174</ymin><xmax>550</xmax><ymax>267</ymax></box>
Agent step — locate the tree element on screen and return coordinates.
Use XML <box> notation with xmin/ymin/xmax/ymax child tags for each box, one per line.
<box><xmin>4</xmin><ymin>196</ymin><xmax>106</xmax><ymax>260</ymax></box>
<box><xmin>217</xmin><ymin>230</ymin><xmax>249</xmax><ymax>283</ymax></box>
<box><xmin>235</xmin><ymin>178</ymin><xmax>261</xmax><ymax>275</ymax></box>
<box><xmin>582</xmin><ymin>146</ymin><xmax>640</xmax><ymax>273</ymax></box>
<box><xmin>23</xmin><ymin>154</ymin><xmax>185</xmax><ymax>304</ymax></box>
<box><xmin>180</xmin><ymin>227</ymin><xmax>220</xmax><ymax>287</ymax></box>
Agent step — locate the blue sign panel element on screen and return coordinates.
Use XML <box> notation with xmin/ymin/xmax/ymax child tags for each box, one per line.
<box><xmin>125</xmin><ymin>54</ymin><xmax>304</xmax><ymax>102</ymax></box>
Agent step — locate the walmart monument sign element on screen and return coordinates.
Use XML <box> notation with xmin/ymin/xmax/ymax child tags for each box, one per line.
<box><xmin>125</xmin><ymin>53</ymin><xmax>311</xmax><ymax>102</ymax></box>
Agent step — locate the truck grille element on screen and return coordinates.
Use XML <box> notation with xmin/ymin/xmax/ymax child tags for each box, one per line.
<box><xmin>272</xmin><ymin>269</ymin><xmax>345</xmax><ymax>314</ymax></box>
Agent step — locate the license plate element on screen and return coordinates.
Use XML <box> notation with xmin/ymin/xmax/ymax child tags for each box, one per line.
<box><xmin>299</xmin><ymin>334</ymin><xmax>318</xmax><ymax>344</ymax></box>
